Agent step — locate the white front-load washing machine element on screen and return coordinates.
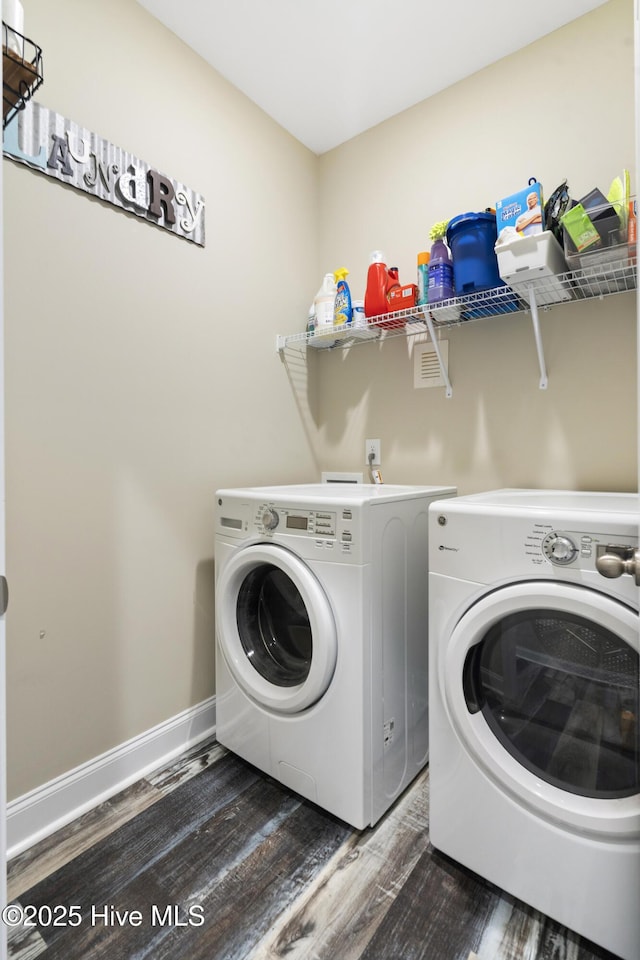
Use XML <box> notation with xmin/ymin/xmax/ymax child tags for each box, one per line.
<box><xmin>428</xmin><ymin>489</ymin><xmax>639</xmax><ymax>960</ymax></box>
<box><xmin>214</xmin><ymin>482</ymin><xmax>456</xmax><ymax>829</ymax></box>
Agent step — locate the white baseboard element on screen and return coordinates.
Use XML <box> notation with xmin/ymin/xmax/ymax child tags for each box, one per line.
<box><xmin>7</xmin><ymin>696</ymin><xmax>216</xmax><ymax>859</ymax></box>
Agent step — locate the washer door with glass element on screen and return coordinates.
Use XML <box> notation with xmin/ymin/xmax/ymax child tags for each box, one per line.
<box><xmin>444</xmin><ymin>581</ymin><xmax>640</xmax><ymax>839</ymax></box>
<box><xmin>216</xmin><ymin>543</ymin><xmax>338</xmax><ymax>715</ymax></box>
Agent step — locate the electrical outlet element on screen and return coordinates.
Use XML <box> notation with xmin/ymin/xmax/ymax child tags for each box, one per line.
<box><xmin>365</xmin><ymin>439</ymin><xmax>381</xmax><ymax>466</ymax></box>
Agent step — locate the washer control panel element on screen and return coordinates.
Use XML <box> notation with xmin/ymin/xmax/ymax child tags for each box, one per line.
<box><xmin>218</xmin><ymin>497</ymin><xmax>356</xmax><ymax>548</ymax></box>
<box><xmin>251</xmin><ymin>504</ymin><xmax>360</xmax><ymax>548</ymax></box>
<box><xmin>255</xmin><ymin>504</ymin><xmax>336</xmax><ymax>537</ymax></box>
<box><xmin>525</xmin><ymin>522</ymin><xmax>638</xmax><ymax>577</ymax></box>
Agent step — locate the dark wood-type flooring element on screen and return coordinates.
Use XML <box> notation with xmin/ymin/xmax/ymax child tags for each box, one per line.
<box><xmin>6</xmin><ymin>737</ymin><xmax>622</xmax><ymax>960</ymax></box>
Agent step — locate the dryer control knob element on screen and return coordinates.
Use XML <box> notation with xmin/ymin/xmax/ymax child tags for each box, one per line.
<box><xmin>261</xmin><ymin>508</ymin><xmax>279</xmax><ymax>531</ymax></box>
<box><xmin>543</xmin><ymin>533</ymin><xmax>577</xmax><ymax>565</ymax></box>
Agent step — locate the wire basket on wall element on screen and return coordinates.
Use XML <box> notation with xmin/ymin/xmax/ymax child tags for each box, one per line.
<box><xmin>2</xmin><ymin>20</ymin><xmax>43</xmax><ymax>130</ymax></box>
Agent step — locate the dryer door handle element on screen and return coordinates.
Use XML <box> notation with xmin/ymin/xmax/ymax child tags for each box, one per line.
<box><xmin>462</xmin><ymin>643</ymin><xmax>484</xmax><ymax>714</ymax></box>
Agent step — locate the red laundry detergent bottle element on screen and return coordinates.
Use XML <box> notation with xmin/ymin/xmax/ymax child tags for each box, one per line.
<box><xmin>364</xmin><ymin>250</ymin><xmax>391</xmax><ymax>319</ymax></box>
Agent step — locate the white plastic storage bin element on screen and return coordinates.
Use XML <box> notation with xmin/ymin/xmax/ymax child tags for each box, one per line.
<box><xmin>496</xmin><ymin>230</ymin><xmax>571</xmax><ymax>306</ymax></box>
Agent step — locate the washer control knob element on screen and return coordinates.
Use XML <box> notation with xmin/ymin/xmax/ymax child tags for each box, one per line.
<box><xmin>261</xmin><ymin>507</ymin><xmax>279</xmax><ymax>531</ymax></box>
<box><xmin>543</xmin><ymin>533</ymin><xmax>578</xmax><ymax>565</ymax></box>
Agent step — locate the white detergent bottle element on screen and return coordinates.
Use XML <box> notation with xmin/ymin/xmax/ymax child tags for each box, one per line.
<box><xmin>313</xmin><ymin>273</ymin><xmax>337</xmax><ymax>341</ymax></box>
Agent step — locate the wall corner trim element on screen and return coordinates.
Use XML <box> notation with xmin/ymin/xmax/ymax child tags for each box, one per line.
<box><xmin>6</xmin><ymin>696</ymin><xmax>216</xmax><ymax>859</ymax></box>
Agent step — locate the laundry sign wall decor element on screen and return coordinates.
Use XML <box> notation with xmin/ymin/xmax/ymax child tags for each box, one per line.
<box><xmin>3</xmin><ymin>101</ymin><xmax>205</xmax><ymax>246</ymax></box>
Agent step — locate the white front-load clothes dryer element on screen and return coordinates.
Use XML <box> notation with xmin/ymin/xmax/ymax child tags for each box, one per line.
<box><xmin>428</xmin><ymin>489</ymin><xmax>640</xmax><ymax>960</ymax></box>
<box><xmin>215</xmin><ymin>482</ymin><xmax>456</xmax><ymax>829</ymax></box>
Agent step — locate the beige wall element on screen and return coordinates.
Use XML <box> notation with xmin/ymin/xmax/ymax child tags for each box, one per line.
<box><xmin>3</xmin><ymin>0</ymin><xmax>637</xmax><ymax>802</ymax></box>
<box><xmin>3</xmin><ymin>0</ymin><xmax>321</xmax><ymax>798</ymax></box>
<box><xmin>314</xmin><ymin>0</ymin><xmax>637</xmax><ymax>494</ymax></box>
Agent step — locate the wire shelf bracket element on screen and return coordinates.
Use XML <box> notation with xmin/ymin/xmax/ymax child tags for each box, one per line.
<box><xmin>528</xmin><ymin>285</ymin><xmax>548</xmax><ymax>390</ymax></box>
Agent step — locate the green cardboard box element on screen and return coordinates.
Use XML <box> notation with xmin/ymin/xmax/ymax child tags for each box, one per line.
<box><xmin>560</xmin><ymin>203</ymin><xmax>601</xmax><ymax>253</ymax></box>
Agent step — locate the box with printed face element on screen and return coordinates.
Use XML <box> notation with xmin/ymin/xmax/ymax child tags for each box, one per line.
<box><xmin>496</xmin><ymin>182</ymin><xmax>544</xmax><ymax>239</ymax></box>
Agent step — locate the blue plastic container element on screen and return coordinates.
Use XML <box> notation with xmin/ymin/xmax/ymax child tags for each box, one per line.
<box><xmin>446</xmin><ymin>212</ymin><xmax>506</xmax><ymax>296</ymax></box>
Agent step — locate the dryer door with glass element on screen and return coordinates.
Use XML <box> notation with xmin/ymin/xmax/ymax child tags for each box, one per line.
<box><xmin>216</xmin><ymin>543</ymin><xmax>337</xmax><ymax>715</ymax></box>
<box><xmin>444</xmin><ymin>581</ymin><xmax>640</xmax><ymax>839</ymax></box>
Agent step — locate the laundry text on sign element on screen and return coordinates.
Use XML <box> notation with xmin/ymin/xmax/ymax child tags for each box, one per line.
<box><xmin>3</xmin><ymin>101</ymin><xmax>205</xmax><ymax>245</ymax></box>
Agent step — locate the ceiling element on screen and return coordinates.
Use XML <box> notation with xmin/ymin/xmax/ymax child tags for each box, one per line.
<box><xmin>136</xmin><ymin>0</ymin><xmax>611</xmax><ymax>155</ymax></box>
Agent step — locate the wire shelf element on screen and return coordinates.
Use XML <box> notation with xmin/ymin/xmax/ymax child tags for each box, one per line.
<box><xmin>279</xmin><ymin>254</ymin><xmax>637</xmax><ymax>355</ymax></box>
<box><xmin>3</xmin><ymin>21</ymin><xmax>44</xmax><ymax>130</ymax></box>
